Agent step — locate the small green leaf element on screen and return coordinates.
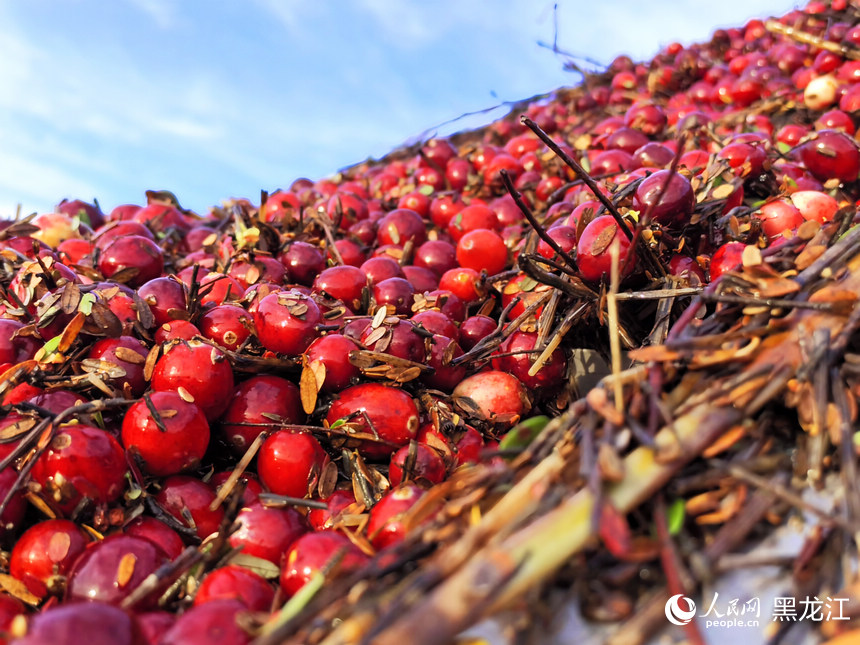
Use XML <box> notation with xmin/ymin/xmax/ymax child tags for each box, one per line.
<box><xmin>229</xmin><ymin>552</ymin><xmax>281</xmax><ymax>579</ymax></box>
<box><xmin>329</xmin><ymin>418</ymin><xmax>346</xmax><ymax>429</ymax></box>
<box><xmin>78</xmin><ymin>292</ymin><xmax>96</xmax><ymax>315</ymax></box>
<box><xmin>667</xmin><ymin>498</ymin><xmax>686</xmax><ymax>535</ymax></box>
<box><xmin>776</xmin><ymin>141</ymin><xmax>792</xmax><ymax>155</ymax></box>
<box><xmin>41</xmin><ymin>334</ymin><xmax>62</xmax><ymax>357</ymax></box>
<box><xmin>499</xmin><ymin>415</ymin><xmax>550</xmax><ymax>453</ymax></box>
<box><xmin>418</xmin><ymin>184</ymin><xmax>434</xmax><ymax>196</ymax></box>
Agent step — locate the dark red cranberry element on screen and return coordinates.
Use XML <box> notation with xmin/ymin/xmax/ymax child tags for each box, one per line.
<box><xmin>87</xmin><ymin>336</ymin><xmax>149</xmax><ymax>396</ymax></box>
<box><xmin>154</xmin><ymin>320</ymin><xmax>200</xmax><ymax>343</ymax></box>
<box><xmin>576</xmin><ymin>215</ymin><xmax>635</xmax><ymax>284</ymax></box>
<box><xmin>124</xmin><ymin>517</ymin><xmax>185</xmax><ymax>560</ymax></box>
<box><xmin>536</xmin><ymin>225</ymin><xmax>578</xmax><ymax>260</ymax></box>
<box><xmin>228</xmin><ymin>257</ymin><xmax>285</xmax><ymax>289</ymax></box>
<box><xmin>376</xmin><ymin>208</ymin><xmax>427</xmax><ymax>247</ymax></box>
<box><xmin>422</xmin><ymin>335</ymin><xmax>466</xmax><ymax>392</ymax></box>
<box><xmin>389</xmin><ymin>442</ymin><xmax>447</xmax><ymax>487</ymax></box>
<box><xmin>360</xmin><ymin>256</ymin><xmax>404</xmax><ymax>285</ymax></box>
<box><xmin>14</xmin><ymin>602</ymin><xmax>145</xmax><ymax>645</ymax></box>
<box><xmin>372</xmin><ymin>277</ymin><xmax>415</xmax><ymax>316</ymax></box>
<box><xmin>459</xmin><ymin>315</ymin><xmax>496</xmax><ymax>350</ymax></box>
<box><xmin>154</xmin><ymin>476</ymin><xmax>224</xmax><ymax>541</ymax></box>
<box><xmin>137</xmin><ymin>611</ymin><xmax>174</xmax><ymax>645</ymax></box>
<box><xmin>10</xmin><ymin>519</ymin><xmax>91</xmax><ymax>598</ymax></box>
<box><xmin>410</xmin><ymin>310</ymin><xmax>458</xmax><ymax>340</ymax></box>
<box><xmin>159</xmin><ymin>599</ymin><xmax>252</xmax><ymax>645</ymax></box>
<box><xmin>402</xmin><ymin>265</ymin><xmax>439</xmax><ymax>293</ymax></box>
<box><xmin>632</xmin><ymin>170</ymin><xmax>695</xmax><ymax>225</ymax></box>
<box><xmin>492</xmin><ymin>330</ymin><xmax>567</xmax><ymax>391</ymax></box>
<box><xmin>421</xmin><ymin>289</ymin><xmax>467</xmax><ymax>322</ymax></box>
<box><xmin>66</xmin><ymin>535</ymin><xmax>169</xmax><ymax>608</ymax></box>
<box><xmin>359</xmin><ymin>319</ymin><xmax>424</xmax><ymax>363</ymax></box>
<box><xmin>93</xmin><ymin>221</ymin><xmax>154</xmax><ymax>250</ymax></box>
<box><xmin>133</xmin><ymin>204</ymin><xmax>190</xmax><ymax>234</ymax></box>
<box><xmin>56</xmin><ymin>198</ymin><xmax>105</xmax><ymax>229</ymax></box>
<box><xmin>280</xmin><ymin>530</ymin><xmax>369</xmax><ymax>597</ymax></box>
<box><xmin>137</xmin><ymin>277</ymin><xmax>188</xmax><ymax>327</ymax></box>
<box><xmin>210</xmin><ymin>471</ymin><xmax>264</xmax><ymax>507</ymax></box>
<box><xmin>279</xmin><ymin>241</ymin><xmax>325</xmax><ymax>286</ymax></box>
<box><xmin>151</xmin><ymin>340</ymin><xmax>234</xmax><ymax>421</ymax></box>
<box><xmin>229</xmin><ymin>501</ymin><xmax>308</xmax><ymax>565</ymax></box>
<box><xmin>798</xmin><ymin>129</ymin><xmax>860</xmax><ymax>183</ymax></box>
<box><xmin>0</xmin><ymin>319</ymin><xmax>41</xmax><ymax>364</ymax></box>
<box><xmin>220</xmin><ymin>375</ymin><xmax>304</xmax><ymax>453</ymax></box>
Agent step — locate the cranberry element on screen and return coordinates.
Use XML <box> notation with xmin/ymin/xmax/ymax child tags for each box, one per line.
<box><xmin>798</xmin><ymin>129</ymin><xmax>860</xmax><ymax>183</ymax></box>
<box><xmin>210</xmin><ymin>472</ymin><xmax>264</xmax><ymax>506</ymax></box>
<box><xmin>312</xmin><ymin>265</ymin><xmax>367</xmax><ymax>311</ymax></box>
<box><xmin>97</xmin><ymin>235</ymin><xmax>164</xmax><ymax>288</ymax></box>
<box><xmin>438</xmin><ymin>267</ymin><xmax>483</xmax><ymax>304</ymax></box>
<box><xmin>220</xmin><ymin>375</ymin><xmax>304</xmax><ymax>453</ymax></box>
<box><xmin>716</xmin><ymin>141</ymin><xmax>768</xmax><ymax>177</ymax></box>
<box><xmin>459</xmin><ymin>315</ymin><xmax>496</xmax><ymax>350</ymax></box>
<box><xmin>456</xmin><ymin>228</ymin><xmax>508</xmax><ymax>276</ymax></box>
<box><xmin>124</xmin><ymin>517</ymin><xmax>185</xmax><ymax>560</ymax></box>
<box><xmin>279</xmin><ymin>241</ymin><xmax>325</xmax><ymax>286</ymax></box>
<box><xmin>667</xmin><ymin>255</ymin><xmax>706</xmax><ymax>285</ymax></box>
<box><xmin>151</xmin><ymin>340</ymin><xmax>234</xmax><ymax>421</ymax></box>
<box><xmin>448</xmin><ymin>204</ymin><xmax>499</xmax><ymax>242</ymax></box>
<box><xmin>326</xmin><ymin>383</ymin><xmax>420</xmax><ymax>458</ymax></box>
<box><xmin>389</xmin><ymin>442</ymin><xmax>447</xmax><ymax>486</ymax></box>
<box><xmin>632</xmin><ymin>170</ymin><xmax>695</xmax><ymax>225</ymax></box>
<box><xmin>154</xmin><ymin>320</ymin><xmax>200</xmax><ymax>343</ymax></box>
<box><xmin>228</xmin><ymin>257</ymin><xmax>285</xmax><ymax>289</ymax></box>
<box><xmin>402</xmin><ymin>265</ymin><xmax>439</xmax><ymax>293</ymax></box>
<box><xmin>27</xmin><ymin>390</ymin><xmax>86</xmax><ymax>416</ymax></box>
<box><xmin>123</xmin><ymin>391</ymin><xmax>210</xmax><ymax>476</ymax></box>
<box><xmin>66</xmin><ymin>534</ymin><xmax>169</xmax><ymax>608</ymax></box>
<box><xmin>57</xmin><ymin>198</ymin><xmax>105</xmax><ymax>229</ymax></box>
<box><xmin>10</xmin><ymin>519</ymin><xmax>91</xmax><ymax>598</ymax></box>
<box><xmin>14</xmin><ymin>602</ymin><xmax>145</xmax><ymax>645</ymax></box>
<box><xmin>790</xmin><ymin>190</ymin><xmax>839</xmax><ymax>223</ymax></box>
<box><xmin>0</xmin><ymin>319</ymin><xmax>40</xmax><ymax>365</ymax></box>
<box><xmin>307</xmin><ymin>489</ymin><xmax>357</xmax><ymax>531</ymax></box>
<box><xmin>410</xmin><ymin>310</ymin><xmax>458</xmax><ymax>340</ymax></box>
<box><xmin>87</xmin><ymin>335</ymin><xmax>149</xmax><ymax>396</ymax></box>
<box><xmin>576</xmin><ymin>215</ymin><xmax>635</xmax><ymax>284</ymax></box>
<box><xmin>376</xmin><ymin>208</ymin><xmax>426</xmax><ymax>247</ymax></box>
<box><xmin>0</xmin><ymin>594</ymin><xmax>26</xmax><ymax>643</ymax></box>
<box><xmin>137</xmin><ymin>611</ymin><xmax>174</xmax><ymax>645</ymax></box>
<box><xmin>280</xmin><ymin>530</ymin><xmax>369</xmax><ymax>597</ymax></box>
<box><xmin>258</xmin><ymin>430</ymin><xmax>329</xmax><ymax>498</ymax></box>
<box><xmin>194</xmin><ymin>272</ymin><xmax>243</xmax><ymax>307</ymax></box>
<box><xmin>229</xmin><ymin>501</ymin><xmax>308</xmax><ymax>565</ymax></box>
<box><xmin>93</xmin><ymin>221</ymin><xmax>153</xmax><ymax>250</ymax></box>
<box><xmin>360</xmin><ymin>256</ymin><xmax>404</xmax><ymax>286</ymax></box>
<box><xmin>757</xmin><ymin>199</ymin><xmax>805</xmax><ymax>239</ymax></box>
<box><xmin>492</xmin><ymin>330</ymin><xmax>568</xmax><ymax>391</ymax></box>
<box><xmin>328</xmin><ymin>192</ymin><xmax>369</xmax><ymax>227</ymax></box>
<box><xmin>372</xmin><ymin>277</ymin><xmax>415</xmax><ymax>316</ymax></box>
<box><xmin>422</xmin><ymin>335</ymin><xmax>466</xmax><ymax>391</ymax></box>
<box><xmin>452</xmin><ymin>370</ymin><xmax>531</xmax><ymax>429</ymax></box>
<box><xmin>137</xmin><ymin>277</ymin><xmax>188</xmax><ymax>326</ymax></box>
<box><xmin>304</xmin><ymin>335</ymin><xmax>361</xmax><ymax>392</ymax></box>
<box><xmin>31</xmin><ymin>424</ymin><xmax>127</xmax><ymax>515</ymax></box>
<box><xmin>159</xmin><ymin>599</ymin><xmax>252</xmax><ymax>645</ymax></box>
<box><xmin>536</xmin><ymin>225</ymin><xmax>578</xmax><ymax>260</ymax></box>
<box><xmin>429</xmin><ymin>193</ymin><xmax>466</xmax><ymax>229</ymax></box>
<box><xmin>359</xmin><ymin>318</ymin><xmax>424</xmax><ymax>363</ymax></box>
<box><xmin>154</xmin><ymin>476</ymin><xmax>224</xmax><ymax>541</ymax></box>
<box><xmin>366</xmin><ymin>484</ymin><xmax>426</xmax><ymax>550</ymax></box>
<box><xmin>709</xmin><ymin>241</ymin><xmax>746</xmax><ymax>281</ymax></box>
<box><xmin>133</xmin><ymin>204</ymin><xmax>190</xmax><ymax>233</ymax></box>
<box><xmin>193</xmin><ymin>564</ymin><xmax>274</xmax><ymax>611</ymax></box>
<box><xmin>198</xmin><ymin>304</ymin><xmax>252</xmax><ymax>351</ymax></box>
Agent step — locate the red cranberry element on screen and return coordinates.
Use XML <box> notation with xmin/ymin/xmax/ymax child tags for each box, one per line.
<box><xmin>279</xmin><ymin>241</ymin><xmax>325</xmax><ymax>286</ymax></box>
<box><xmin>360</xmin><ymin>256</ymin><xmax>404</xmax><ymax>285</ymax></box>
<box><xmin>307</xmin><ymin>489</ymin><xmax>357</xmax><ymax>531</ymax></box>
<box><xmin>229</xmin><ymin>501</ymin><xmax>308</xmax><ymax>565</ymax></box>
<box><xmin>410</xmin><ymin>310</ymin><xmax>458</xmax><ymax>340</ymax></box>
<box><xmin>193</xmin><ymin>564</ymin><xmax>274</xmax><ymax>611</ymax></box>
<box><xmin>154</xmin><ymin>476</ymin><xmax>224</xmax><ymax>541</ymax></box>
<box><xmin>493</xmin><ymin>330</ymin><xmax>567</xmax><ymax>391</ymax></box>
<box><xmin>312</xmin><ymin>266</ymin><xmax>367</xmax><ymax>312</ymax></box>
<box><xmin>10</xmin><ymin>519</ymin><xmax>90</xmax><ymax>598</ymax></box>
<box><xmin>452</xmin><ymin>370</ymin><xmax>531</xmax><ymax>429</ymax></box>
<box><xmin>258</xmin><ymin>430</ymin><xmax>329</xmax><ymax>498</ymax></box>
<box><xmin>372</xmin><ymin>277</ymin><xmax>415</xmax><ymax>316</ymax></box>
<box><xmin>459</xmin><ymin>315</ymin><xmax>496</xmax><ymax>350</ymax></box>
<box><xmin>97</xmin><ymin>235</ymin><xmax>164</xmax><ymax>288</ymax></box>
<box><xmin>137</xmin><ymin>611</ymin><xmax>174</xmax><ymax>645</ymax></box>
<box><xmin>326</xmin><ymin>383</ymin><xmax>420</xmax><ymax>458</ymax></box>
<box><xmin>151</xmin><ymin>340</ymin><xmax>234</xmax><ymax>421</ymax></box>
<box><xmin>154</xmin><ymin>320</ymin><xmax>200</xmax><ymax>343</ymax></box>
<box><xmin>198</xmin><ymin>304</ymin><xmax>252</xmax><ymax>351</ymax></box>
<box><xmin>366</xmin><ymin>484</ymin><xmax>426</xmax><ymax>550</ymax></box>
<box><xmin>709</xmin><ymin>241</ymin><xmax>746</xmax><ymax>281</ymax></box>
<box><xmin>576</xmin><ymin>215</ymin><xmax>635</xmax><ymax>284</ymax></box>
<box><xmin>422</xmin><ymin>335</ymin><xmax>466</xmax><ymax>391</ymax></box>
<box><xmin>280</xmin><ymin>530</ymin><xmax>369</xmax><ymax>597</ymax></box>
<box><xmin>304</xmin><ymin>334</ymin><xmax>360</xmax><ymax>392</ymax></box>
<box><xmin>359</xmin><ymin>319</ymin><xmax>424</xmax><ymax>363</ymax></box>
<box><xmin>447</xmin><ymin>204</ymin><xmax>499</xmax><ymax>242</ymax></box>
<box><xmin>123</xmin><ymin>391</ymin><xmax>210</xmax><ymax>476</ymax></box>
<box><xmin>389</xmin><ymin>442</ymin><xmax>447</xmax><ymax>487</ymax></box>
<box><xmin>31</xmin><ymin>424</ymin><xmax>127</xmax><ymax>516</ymax></box>
<box><xmin>456</xmin><ymin>228</ymin><xmax>508</xmax><ymax>276</ymax></box>
<box><xmin>757</xmin><ymin>199</ymin><xmax>805</xmax><ymax>239</ymax></box>
<box><xmin>0</xmin><ymin>320</ymin><xmax>40</xmax><ymax>365</ymax></box>
<box><xmin>798</xmin><ymin>129</ymin><xmax>860</xmax><ymax>183</ymax></box>
<box><xmin>376</xmin><ymin>208</ymin><xmax>427</xmax><ymax>247</ymax></box>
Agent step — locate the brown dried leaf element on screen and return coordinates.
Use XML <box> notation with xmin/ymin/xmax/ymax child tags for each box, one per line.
<box><xmin>177</xmin><ymin>386</ymin><xmax>195</xmax><ymax>403</ymax></box>
<box><xmin>0</xmin><ymin>573</ymin><xmax>40</xmax><ymax>606</ymax></box>
<box><xmin>372</xmin><ymin>306</ymin><xmax>388</xmax><ymax>329</ymax></box>
<box><xmin>60</xmin><ymin>282</ymin><xmax>81</xmax><ymax>315</ymax></box>
<box><xmin>300</xmin><ymin>362</ymin><xmax>319</xmax><ymax>415</ymax></box>
<box><xmin>318</xmin><ymin>461</ymin><xmax>339</xmax><ymax>499</ymax></box>
<box><xmin>114</xmin><ymin>347</ymin><xmax>146</xmax><ymax>365</ymax></box>
<box><xmin>590</xmin><ymin>222</ymin><xmax>618</xmax><ymax>256</ymax></box>
<box><xmin>143</xmin><ymin>344</ymin><xmax>160</xmax><ymax>382</ymax></box>
<box><xmin>0</xmin><ymin>415</ymin><xmax>37</xmax><ymax>441</ymax></box>
<box><xmin>741</xmin><ymin>245</ymin><xmax>762</xmax><ymax>268</ymax></box>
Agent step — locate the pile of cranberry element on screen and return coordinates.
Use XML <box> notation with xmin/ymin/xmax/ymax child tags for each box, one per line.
<box><xmin>1</xmin><ymin>1</ymin><xmax>860</xmax><ymax>643</ymax></box>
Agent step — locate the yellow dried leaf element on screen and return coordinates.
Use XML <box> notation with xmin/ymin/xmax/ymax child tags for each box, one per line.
<box><xmin>300</xmin><ymin>363</ymin><xmax>319</xmax><ymax>415</ymax></box>
<box><xmin>116</xmin><ymin>552</ymin><xmax>137</xmax><ymax>587</ymax></box>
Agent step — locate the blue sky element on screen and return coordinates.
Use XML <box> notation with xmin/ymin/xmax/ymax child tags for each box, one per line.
<box><xmin>0</xmin><ymin>0</ymin><xmax>796</xmax><ymax>218</ymax></box>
